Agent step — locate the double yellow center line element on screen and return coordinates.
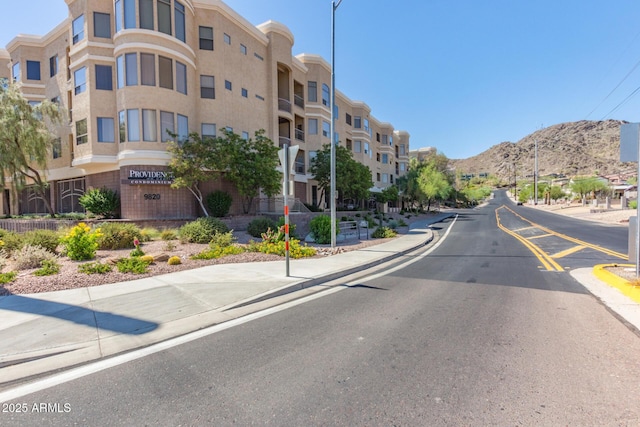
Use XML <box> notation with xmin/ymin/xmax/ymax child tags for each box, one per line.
<box><xmin>495</xmin><ymin>205</ymin><xmax>627</xmax><ymax>272</ymax></box>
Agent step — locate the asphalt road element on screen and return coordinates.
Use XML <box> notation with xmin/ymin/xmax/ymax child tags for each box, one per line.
<box><xmin>3</xmin><ymin>195</ymin><xmax>640</xmax><ymax>426</ymax></box>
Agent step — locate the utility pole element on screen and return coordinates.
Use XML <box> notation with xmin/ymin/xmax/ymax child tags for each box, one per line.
<box><xmin>330</xmin><ymin>0</ymin><xmax>343</xmax><ymax>248</ymax></box>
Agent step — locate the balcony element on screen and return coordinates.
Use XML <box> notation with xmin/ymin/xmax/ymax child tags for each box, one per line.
<box><xmin>295</xmin><ymin>160</ymin><xmax>305</xmax><ymax>174</ymax></box>
<box><xmin>295</xmin><ymin>128</ymin><xmax>305</xmax><ymax>142</ymax></box>
<box><xmin>279</xmin><ymin>136</ymin><xmax>291</xmax><ymax>148</ymax></box>
<box><xmin>278</xmin><ymin>98</ymin><xmax>292</xmax><ymax>113</ymax></box>
<box><xmin>294</xmin><ymin>94</ymin><xmax>304</xmax><ymax>109</ymax></box>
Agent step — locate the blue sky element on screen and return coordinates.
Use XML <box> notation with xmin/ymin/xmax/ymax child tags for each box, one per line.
<box><xmin>4</xmin><ymin>1</ymin><xmax>640</xmax><ymax>159</ymax></box>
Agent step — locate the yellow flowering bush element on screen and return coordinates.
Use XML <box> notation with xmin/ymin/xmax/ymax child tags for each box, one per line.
<box><xmin>61</xmin><ymin>222</ymin><xmax>103</xmax><ymax>261</ymax></box>
<box><xmin>247</xmin><ymin>239</ymin><xmax>316</xmax><ymax>259</ymax></box>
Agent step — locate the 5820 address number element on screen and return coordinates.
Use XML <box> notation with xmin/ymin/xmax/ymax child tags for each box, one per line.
<box><xmin>144</xmin><ymin>194</ymin><xmax>161</xmax><ymax>200</ymax></box>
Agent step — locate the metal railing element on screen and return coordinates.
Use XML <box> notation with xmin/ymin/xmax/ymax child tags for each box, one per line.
<box><xmin>278</xmin><ymin>98</ymin><xmax>292</xmax><ymax>113</ymax></box>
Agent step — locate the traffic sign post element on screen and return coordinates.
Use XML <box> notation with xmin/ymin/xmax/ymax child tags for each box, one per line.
<box><xmin>620</xmin><ymin>123</ymin><xmax>640</xmax><ymax>276</ymax></box>
<box><xmin>278</xmin><ymin>145</ymin><xmax>298</xmax><ymax>277</ymax></box>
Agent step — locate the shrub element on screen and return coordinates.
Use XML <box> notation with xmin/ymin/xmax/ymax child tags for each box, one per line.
<box><xmin>191</xmin><ymin>244</ymin><xmax>244</xmax><ymax>260</ymax></box>
<box><xmin>116</xmin><ymin>257</ymin><xmax>151</xmax><ymax>274</ymax></box>
<box><xmin>209</xmin><ymin>230</ymin><xmax>236</xmax><ymax>248</ymax></box>
<box><xmin>0</xmin><ymin>231</ymin><xmax>23</xmax><ymax>254</ymax></box>
<box><xmin>372</xmin><ymin>226</ymin><xmax>397</xmax><ymax>239</ymax></box>
<box><xmin>397</xmin><ymin>218</ymin><xmax>408</xmax><ymax>227</ymax></box>
<box><xmin>387</xmin><ymin>219</ymin><xmax>399</xmax><ymax>230</ymax></box>
<box><xmin>61</xmin><ymin>223</ymin><xmax>102</xmax><ymax>261</ymax></box>
<box><xmin>34</xmin><ymin>259</ymin><xmax>61</xmax><ymax>276</ymax></box>
<box><xmin>206</xmin><ymin>191</ymin><xmax>233</xmax><ymax>218</ymax></box>
<box><xmin>247</xmin><ymin>239</ymin><xmax>316</xmax><ymax>258</ymax></box>
<box><xmin>79</xmin><ymin>187</ymin><xmax>120</xmax><ymax>218</ymax></box>
<box><xmin>78</xmin><ymin>261</ymin><xmax>112</xmax><ymax>274</ymax></box>
<box><xmin>261</xmin><ymin>227</ymin><xmax>285</xmax><ymax>244</ymax></box>
<box><xmin>139</xmin><ymin>227</ymin><xmax>159</xmax><ymax>242</ymax></box>
<box><xmin>14</xmin><ymin>244</ymin><xmax>59</xmax><ymax>270</ymax></box>
<box><xmin>0</xmin><ymin>250</ymin><xmax>7</xmax><ymax>270</ymax></box>
<box><xmin>167</xmin><ymin>256</ymin><xmax>182</xmax><ymax>265</ymax></box>
<box><xmin>630</xmin><ymin>200</ymin><xmax>638</xmax><ymax>209</ymax></box>
<box><xmin>0</xmin><ymin>271</ymin><xmax>17</xmax><ymax>284</ymax></box>
<box><xmin>178</xmin><ymin>217</ymin><xmax>230</xmax><ymax>244</ymax></box>
<box><xmin>97</xmin><ymin>222</ymin><xmax>142</xmax><ymax>250</ymax></box>
<box><xmin>247</xmin><ymin>217</ymin><xmax>277</xmax><ymax>238</ymax></box>
<box><xmin>163</xmin><ymin>241</ymin><xmax>177</xmax><ymax>251</ymax></box>
<box><xmin>309</xmin><ymin>215</ymin><xmax>337</xmax><ymax>244</ymax></box>
<box><xmin>160</xmin><ymin>229</ymin><xmax>178</xmax><ymax>241</ymax></box>
<box><xmin>23</xmin><ymin>229</ymin><xmax>61</xmax><ymax>254</ymax></box>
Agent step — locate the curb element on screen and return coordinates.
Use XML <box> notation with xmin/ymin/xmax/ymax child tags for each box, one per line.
<box><xmin>225</xmin><ymin>222</ymin><xmax>441</xmax><ymax>310</ymax></box>
<box><xmin>593</xmin><ymin>264</ymin><xmax>640</xmax><ymax>304</ymax></box>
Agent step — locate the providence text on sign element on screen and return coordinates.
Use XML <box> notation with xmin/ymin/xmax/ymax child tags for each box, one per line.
<box><xmin>126</xmin><ymin>170</ymin><xmax>174</xmax><ymax>185</ymax></box>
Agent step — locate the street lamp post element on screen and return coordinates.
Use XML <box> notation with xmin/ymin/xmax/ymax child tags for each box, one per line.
<box><xmin>330</xmin><ymin>0</ymin><xmax>343</xmax><ymax>248</ymax></box>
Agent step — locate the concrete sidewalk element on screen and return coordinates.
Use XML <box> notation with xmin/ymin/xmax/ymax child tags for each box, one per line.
<box><xmin>0</xmin><ymin>214</ymin><xmax>452</xmax><ymax>387</ymax></box>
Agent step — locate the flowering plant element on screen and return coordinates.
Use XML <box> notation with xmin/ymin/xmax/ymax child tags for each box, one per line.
<box><xmin>130</xmin><ymin>238</ymin><xmax>145</xmax><ymax>257</ymax></box>
<box><xmin>61</xmin><ymin>222</ymin><xmax>102</xmax><ymax>261</ymax></box>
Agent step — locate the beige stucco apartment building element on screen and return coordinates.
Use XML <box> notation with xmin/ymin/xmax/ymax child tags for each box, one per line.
<box><xmin>0</xmin><ymin>0</ymin><xmax>410</xmax><ymax>219</ymax></box>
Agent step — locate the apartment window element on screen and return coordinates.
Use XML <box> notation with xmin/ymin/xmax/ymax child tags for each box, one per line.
<box><xmin>346</xmin><ymin>113</ymin><xmax>352</xmax><ymax>126</ymax></box>
<box><xmin>158</xmin><ymin>0</ymin><xmax>172</xmax><ymax>35</ymax></box>
<box><xmin>354</xmin><ymin>140</ymin><xmax>361</xmax><ymax>153</ymax></box>
<box><xmin>127</xmin><ymin>109</ymin><xmax>140</xmax><ymax>141</ymax></box>
<box><xmin>400</xmin><ymin>163</ymin><xmax>406</xmax><ymax>172</ymax></box>
<box><xmin>97</xmin><ymin>117</ymin><xmax>115</xmax><ymax>142</ymax></box>
<box><xmin>49</xmin><ymin>55</ymin><xmax>58</xmax><ymax>77</ymax></box>
<box><xmin>160</xmin><ymin>111</ymin><xmax>174</xmax><ymax>142</ymax></box>
<box><xmin>254</xmin><ymin>53</ymin><xmax>264</xmax><ymax>61</ymax></box>
<box><xmin>125</xmin><ymin>53</ymin><xmax>138</xmax><ymax>86</ymax></box>
<box><xmin>240</xmin><ymin>44</ymin><xmax>247</xmax><ymax>55</ymax></box>
<box><xmin>199</xmin><ymin>26</ymin><xmax>213</xmax><ymax>50</ymax></box>
<box><xmin>390</xmin><ymin>135</ymin><xmax>394</xmax><ymax>146</ymax></box>
<box><xmin>12</xmin><ymin>62</ymin><xmax>20</xmax><ymax>82</ymax></box>
<box><xmin>26</xmin><ymin>61</ymin><xmax>40</xmax><ymax>80</ymax></box>
<box><xmin>200</xmin><ymin>75</ymin><xmax>214</xmax><ymax>98</ymax></box>
<box><xmin>399</xmin><ymin>144</ymin><xmax>405</xmax><ymax>155</ymax></box>
<box><xmin>124</xmin><ymin>0</ymin><xmax>136</xmax><ymax>29</ymax></box>
<box><xmin>346</xmin><ymin>139</ymin><xmax>352</xmax><ymax>151</ymax></box>
<box><xmin>175</xmin><ymin>1</ymin><xmax>186</xmax><ymax>42</ymax></box>
<box><xmin>376</xmin><ymin>173</ymin><xmax>380</xmax><ymax>182</ymax></box>
<box><xmin>176</xmin><ymin>61</ymin><xmax>187</xmax><ymax>94</ymax></box>
<box><xmin>382</xmin><ymin>173</ymin><xmax>389</xmax><ymax>184</ymax></box>
<box><xmin>241</xmin><ymin>88</ymin><xmax>248</xmax><ymax>98</ymax></box>
<box><xmin>307</xmin><ymin>81</ymin><xmax>317</xmax><ymax>103</ymax></box>
<box><xmin>142</xmin><ymin>109</ymin><xmax>157</xmax><ymax>141</ymax></box>
<box><xmin>140</xmin><ymin>0</ymin><xmax>154</xmax><ymax>30</ymax></box>
<box><xmin>242</xmin><ymin>131</ymin><xmax>249</xmax><ymax>140</ymax></box>
<box><xmin>202</xmin><ymin>123</ymin><xmax>216</xmax><ymax>138</ymax></box>
<box><xmin>354</xmin><ymin>116</ymin><xmax>361</xmax><ymax>129</ymax></box>
<box><xmin>309</xmin><ymin>151</ymin><xmax>317</xmax><ymax>164</ymax></box>
<box><xmin>95</xmin><ymin>65</ymin><xmax>113</xmax><ymax>90</ymax></box>
<box><xmin>364</xmin><ymin>118</ymin><xmax>370</xmax><ymax>133</ymax></box>
<box><xmin>376</xmin><ymin>153</ymin><xmax>380</xmax><ymax>162</ymax></box>
<box><xmin>74</xmin><ymin>67</ymin><xmax>86</xmax><ymax>94</ymax></box>
<box><xmin>364</xmin><ymin>142</ymin><xmax>371</xmax><ymax>157</ymax></box>
<box><xmin>322</xmin><ymin>83</ymin><xmax>330</xmax><ymax>106</ymax></box>
<box><xmin>140</xmin><ymin>53</ymin><xmax>155</xmax><ymax>86</ymax></box>
<box><xmin>322</xmin><ymin>121</ymin><xmax>330</xmax><ymax>138</ymax></box>
<box><xmin>52</xmin><ymin>138</ymin><xmax>62</xmax><ymax>159</ymax></box>
<box><xmin>94</xmin><ymin>12</ymin><xmax>111</xmax><ymax>38</ymax></box>
<box><xmin>382</xmin><ymin>154</ymin><xmax>389</xmax><ymax>164</ymax></box>
<box><xmin>116</xmin><ymin>56</ymin><xmax>124</xmax><ymax>88</ymax></box>
<box><xmin>118</xmin><ymin>111</ymin><xmax>126</xmax><ymax>143</ymax></box>
<box><xmin>376</xmin><ymin>133</ymin><xmax>381</xmax><ymax>142</ymax></box>
<box><xmin>308</xmin><ymin>118</ymin><xmax>318</xmax><ymax>135</ymax></box>
<box><xmin>225</xmin><ymin>80</ymin><xmax>232</xmax><ymax>91</ymax></box>
<box><xmin>382</xmin><ymin>134</ymin><xmax>388</xmax><ymax>145</ymax></box>
<box><xmin>72</xmin><ymin>15</ymin><xmax>84</xmax><ymax>44</ymax></box>
<box><xmin>159</xmin><ymin>56</ymin><xmax>173</xmax><ymax>89</ymax></box>
<box><xmin>177</xmin><ymin>114</ymin><xmax>188</xmax><ymax>142</ymax></box>
<box><xmin>224</xmin><ymin>33</ymin><xmax>231</xmax><ymax>44</ymax></box>
<box><xmin>115</xmin><ymin>0</ymin><xmax>123</xmax><ymax>32</ymax></box>
<box><xmin>76</xmin><ymin>119</ymin><xmax>88</xmax><ymax>144</ymax></box>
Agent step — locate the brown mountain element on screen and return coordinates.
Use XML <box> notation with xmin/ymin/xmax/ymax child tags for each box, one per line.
<box><xmin>449</xmin><ymin>120</ymin><xmax>635</xmax><ymax>182</ymax></box>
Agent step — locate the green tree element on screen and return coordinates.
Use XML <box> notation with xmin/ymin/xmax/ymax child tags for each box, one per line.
<box><xmin>417</xmin><ymin>164</ymin><xmax>452</xmax><ymax>211</ymax></box>
<box><xmin>309</xmin><ymin>144</ymin><xmax>373</xmax><ymax>207</ymax></box>
<box><xmin>167</xmin><ymin>132</ymin><xmax>220</xmax><ymax>217</ymax></box>
<box><xmin>549</xmin><ymin>185</ymin><xmax>566</xmax><ymax>201</ymax></box>
<box><xmin>219</xmin><ymin>129</ymin><xmax>281</xmax><ymax>214</ymax></box>
<box><xmin>0</xmin><ymin>83</ymin><xmax>62</xmax><ymax>216</ymax></box>
<box><xmin>571</xmin><ymin>176</ymin><xmax>609</xmax><ymax>200</ymax></box>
